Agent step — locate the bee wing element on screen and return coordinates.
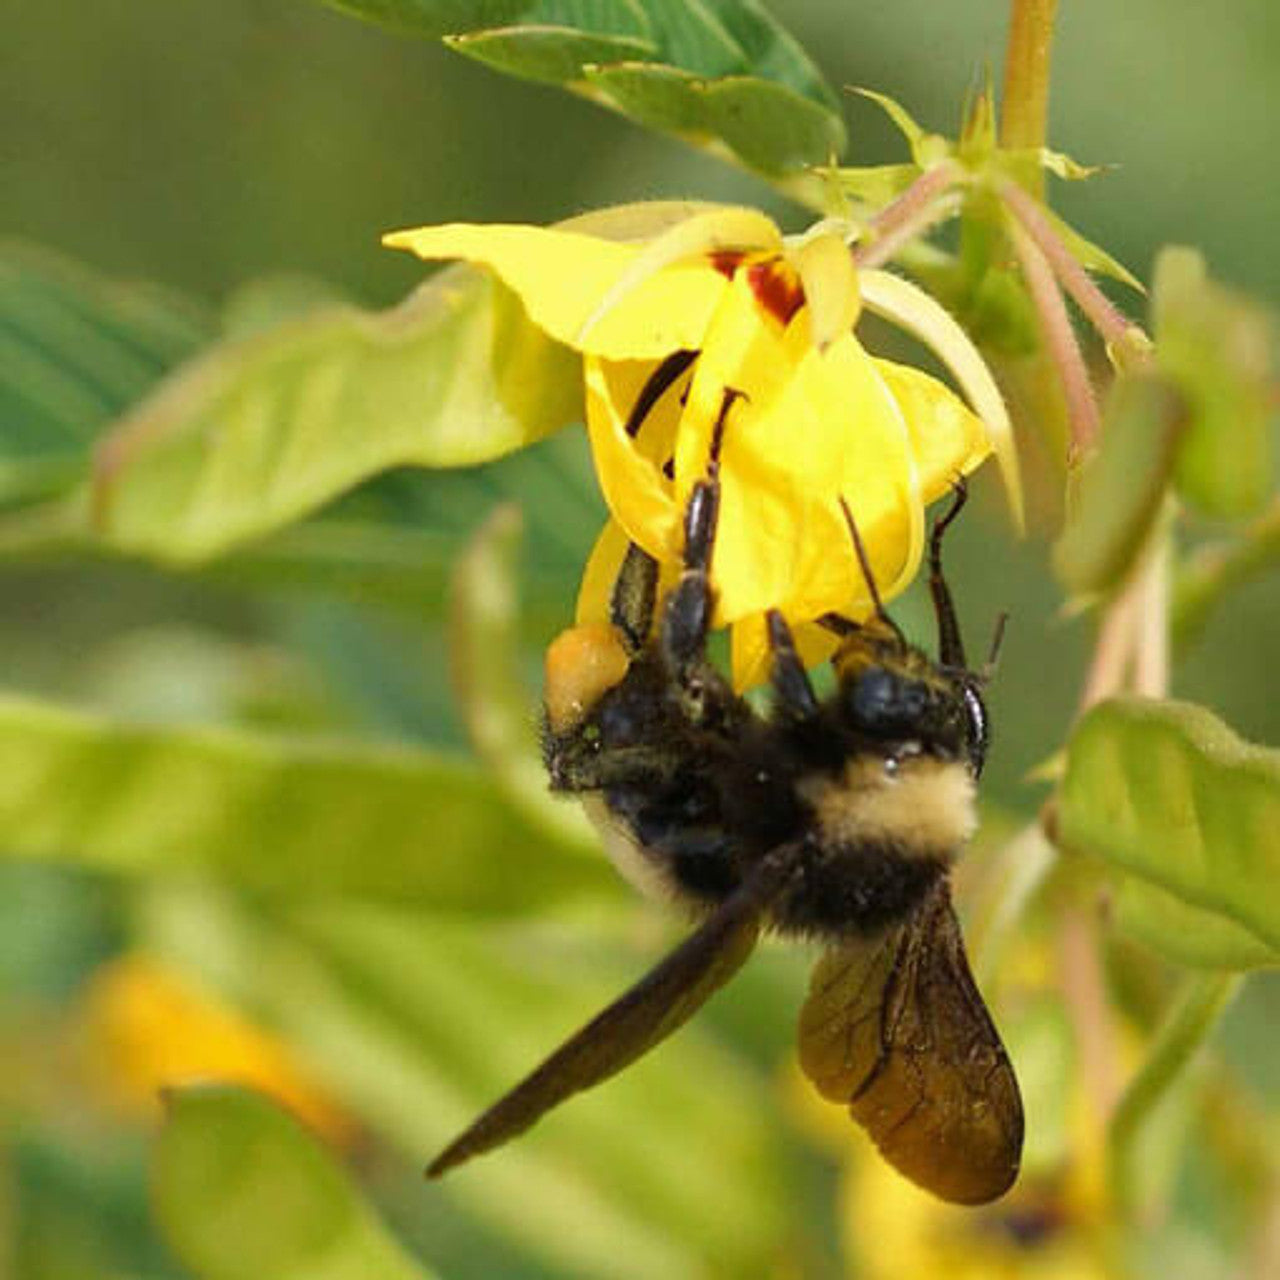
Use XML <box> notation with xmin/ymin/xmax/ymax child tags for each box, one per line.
<box><xmin>428</xmin><ymin>847</ymin><xmax>798</xmax><ymax>1178</ymax></box>
<box><xmin>797</xmin><ymin>877</ymin><xmax>1023</xmax><ymax>1204</ymax></box>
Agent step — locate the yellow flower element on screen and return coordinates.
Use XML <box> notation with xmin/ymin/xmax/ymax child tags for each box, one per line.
<box><xmin>82</xmin><ymin>954</ymin><xmax>353</xmax><ymax>1145</ymax></box>
<box><xmin>786</xmin><ymin>924</ymin><xmax>1113</xmax><ymax>1280</ymax></box>
<box><xmin>386</xmin><ymin>204</ymin><xmax>1018</xmax><ymax>688</ymax></box>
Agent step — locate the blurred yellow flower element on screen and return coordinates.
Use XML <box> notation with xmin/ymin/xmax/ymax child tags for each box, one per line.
<box><xmin>786</xmin><ymin>919</ymin><xmax>1113</xmax><ymax>1280</ymax></box>
<box><xmin>386</xmin><ymin>205</ymin><xmax>1015</xmax><ymax>688</ymax></box>
<box><xmin>841</xmin><ymin>1155</ymin><xmax>1106</xmax><ymax>1280</ymax></box>
<box><xmin>82</xmin><ymin>954</ymin><xmax>352</xmax><ymax>1145</ymax></box>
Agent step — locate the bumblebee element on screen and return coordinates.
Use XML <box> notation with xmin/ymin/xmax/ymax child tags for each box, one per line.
<box><xmin>429</xmin><ymin>376</ymin><xmax>1023</xmax><ymax>1205</ymax></box>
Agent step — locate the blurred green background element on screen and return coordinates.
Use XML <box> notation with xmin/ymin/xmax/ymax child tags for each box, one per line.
<box><xmin>3</xmin><ymin>1</ymin><xmax>1279</xmax><ymax>1277</ymax></box>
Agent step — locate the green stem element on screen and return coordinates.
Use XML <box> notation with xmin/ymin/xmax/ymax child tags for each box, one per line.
<box><xmin>1108</xmin><ymin>972</ymin><xmax>1243</xmax><ymax>1221</ymax></box>
<box><xmin>1001</xmin><ymin>0</ymin><xmax>1059</xmax><ymax>172</ymax></box>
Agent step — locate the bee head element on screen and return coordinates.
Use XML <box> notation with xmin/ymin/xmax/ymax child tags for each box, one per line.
<box><xmin>835</xmin><ymin>640</ymin><xmax>987</xmax><ymax>775</ymax></box>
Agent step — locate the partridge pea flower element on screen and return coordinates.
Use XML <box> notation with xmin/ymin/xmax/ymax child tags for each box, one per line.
<box><xmin>386</xmin><ymin>206</ymin><xmax>1018</xmax><ymax>689</ymax></box>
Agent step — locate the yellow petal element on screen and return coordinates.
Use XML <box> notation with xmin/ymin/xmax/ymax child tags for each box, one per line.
<box><xmin>577</xmin><ymin>518</ymin><xmax>681</xmax><ymax>632</ymax></box>
<box><xmin>874</xmin><ymin>359</ymin><xmax>992</xmax><ymax>502</ymax></box>
<box><xmin>576</xmin><ymin>206</ymin><xmax>784</xmax><ymax>348</ymax></box>
<box><xmin>83</xmin><ymin>955</ymin><xmax>353</xmax><ymax>1143</ymax></box>
<box><xmin>576</xmin><ymin>518</ymin><xmax>631</xmax><ymax>626</ymax></box>
<box><xmin>790</xmin><ymin>230</ymin><xmax>861</xmax><ymax>351</ymax></box>
<box><xmin>784</xmin><ymin>337</ymin><xmax>924</xmax><ymax>619</ymax></box>
<box><xmin>670</xmin><ymin>300</ymin><xmax>922</xmax><ymax>627</ymax></box>
<box><xmin>558</xmin><ymin>200</ymin><xmax>729</xmax><ymax>241</ymax></box>
<box><xmin>584</xmin><ymin>358</ymin><xmax>681</xmax><ymax>561</ymax></box>
<box><xmin>730</xmin><ymin>615</ymin><xmax>841</xmax><ymax>693</ymax></box>
<box><xmin>860</xmin><ymin>268</ymin><xmax>1024</xmax><ymax>530</ymax></box>
<box><xmin>383</xmin><ymin>223</ymin><xmax>727</xmax><ymax>359</ymax></box>
<box><xmin>672</xmin><ymin>285</ymin><xmax>812</xmax><ymax>622</ymax></box>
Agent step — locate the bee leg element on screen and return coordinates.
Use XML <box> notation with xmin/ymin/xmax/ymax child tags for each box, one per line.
<box><xmin>929</xmin><ymin>477</ymin><xmax>969</xmax><ymax>669</ymax></box>
<box><xmin>610</xmin><ymin>541</ymin><xmax>659</xmax><ymax>657</ymax></box>
<box><xmin>766</xmin><ymin>609</ymin><xmax>818</xmax><ymax>721</ymax></box>
<box><xmin>544</xmin><ymin>740</ymin><xmax>679</xmax><ymax>793</ymax></box>
<box><xmin>660</xmin><ymin>388</ymin><xmax>744</xmax><ymax>677</ymax></box>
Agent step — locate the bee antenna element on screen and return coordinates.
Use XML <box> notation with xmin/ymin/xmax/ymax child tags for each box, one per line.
<box><xmin>981</xmin><ymin>611</ymin><xmax>1009</xmax><ymax>682</ymax></box>
<box><xmin>838</xmin><ymin>496</ymin><xmax>907</xmax><ymax>647</ymax></box>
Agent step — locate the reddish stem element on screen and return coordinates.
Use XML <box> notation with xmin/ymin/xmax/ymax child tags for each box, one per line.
<box><xmin>1002</xmin><ymin>180</ymin><xmax>1141</xmax><ymax>352</ymax></box>
<box><xmin>853</xmin><ymin>164</ymin><xmax>962</xmax><ymax>269</ymax></box>
<box><xmin>1008</xmin><ymin>220</ymin><xmax>1101</xmax><ymax>452</ymax></box>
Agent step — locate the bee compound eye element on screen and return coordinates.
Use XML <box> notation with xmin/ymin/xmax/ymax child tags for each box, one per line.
<box><xmin>847</xmin><ymin>668</ymin><xmax>938</xmax><ymax>740</ymax></box>
<box><xmin>847</xmin><ymin>667</ymin><xmax>897</xmax><ymax>726</ymax></box>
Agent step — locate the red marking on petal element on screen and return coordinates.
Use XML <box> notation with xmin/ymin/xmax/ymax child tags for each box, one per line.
<box><xmin>747</xmin><ymin>259</ymin><xmax>804</xmax><ymax>325</ymax></box>
<box><xmin>708</xmin><ymin>250</ymin><xmax>745</xmax><ymax>279</ymax></box>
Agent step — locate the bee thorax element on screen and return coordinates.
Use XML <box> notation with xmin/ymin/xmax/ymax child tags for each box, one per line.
<box><xmin>801</xmin><ymin>755</ymin><xmax>977</xmax><ymax>863</ymax></box>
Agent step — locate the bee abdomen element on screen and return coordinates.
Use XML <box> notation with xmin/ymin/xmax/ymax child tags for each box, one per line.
<box><xmin>774</xmin><ymin>843</ymin><xmax>945</xmax><ymax>938</ymax></box>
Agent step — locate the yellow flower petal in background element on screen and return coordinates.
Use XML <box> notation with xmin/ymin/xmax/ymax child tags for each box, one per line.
<box><xmin>384</xmin><ymin>222</ymin><xmax>729</xmax><ymax>359</ymax></box>
<box><xmin>83</xmin><ymin>954</ymin><xmax>353</xmax><ymax>1145</ymax></box>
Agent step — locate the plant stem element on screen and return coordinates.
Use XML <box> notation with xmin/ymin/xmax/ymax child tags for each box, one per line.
<box><xmin>1108</xmin><ymin>973</ymin><xmax>1243</xmax><ymax>1221</ymax></box>
<box><xmin>1058</xmin><ymin>903</ymin><xmax>1123</xmax><ymax>1126</ymax></box>
<box><xmin>1001</xmin><ymin>0</ymin><xmax>1059</xmax><ymax>170</ymax></box>
<box><xmin>1133</xmin><ymin>514</ymin><xmax>1172</xmax><ymax>698</ymax></box>
<box><xmin>971</xmin><ymin>822</ymin><xmax>1058</xmax><ymax>985</ymax></box>
<box><xmin>852</xmin><ymin>164</ymin><xmax>962</xmax><ymax>269</ymax></box>
<box><xmin>1079</xmin><ymin>584</ymin><xmax>1139</xmax><ymax>712</ymax></box>
<box><xmin>1009</xmin><ymin>219</ymin><xmax>1101</xmax><ymax>452</ymax></box>
<box><xmin>1001</xmin><ymin>180</ymin><xmax>1147</xmax><ymax>356</ymax></box>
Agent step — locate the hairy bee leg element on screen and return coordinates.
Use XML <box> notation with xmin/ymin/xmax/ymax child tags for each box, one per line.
<box><xmin>660</xmin><ymin>388</ymin><xmax>743</xmax><ymax>675</ymax></box>
<box><xmin>766</xmin><ymin>609</ymin><xmax>819</xmax><ymax>721</ymax></box>
<box><xmin>610</xmin><ymin>542</ymin><xmax>659</xmax><ymax>656</ymax></box>
<box><xmin>661</xmin><ymin>479</ymin><xmax>719</xmax><ymax>672</ymax></box>
<box><xmin>544</xmin><ymin>740</ymin><xmax>679</xmax><ymax>793</ymax></box>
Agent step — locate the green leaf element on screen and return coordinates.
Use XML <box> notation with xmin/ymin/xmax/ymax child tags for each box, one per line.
<box><xmin>144</xmin><ymin>893</ymin><xmax>788</xmax><ymax>1280</ymax></box>
<box><xmin>623</xmin><ymin>0</ymin><xmax>744</xmax><ymax>76</ymax></box>
<box><xmin>1107</xmin><ymin>974</ymin><xmax>1242</xmax><ymax>1219</ymax></box>
<box><xmin>1172</xmin><ymin>499</ymin><xmax>1280</xmax><ymax>651</ymax></box>
<box><xmin>1040</xmin><ymin>206</ymin><xmax>1143</xmax><ymax>293</ymax></box>
<box><xmin>1060</xmin><ymin>697</ymin><xmax>1280</xmax><ymax>956</ymax></box>
<box><xmin>311</xmin><ymin>0</ymin><xmax>844</xmax><ymax>182</ymax></box>
<box><xmin>584</xmin><ymin>63</ymin><xmax>844</xmax><ymax>176</ymax></box>
<box><xmin>447</xmin><ymin>25</ymin><xmax>655</xmax><ymax>85</ymax></box>
<box><xmin>1052</xmin><ymin>373</ymin><xmax>1186</xmax><ymax>596</ymax></box>
<box><xmin>450</xmin><ymin>505</ymin><xmax>597</xmax><ymax>846</ymax></box>
<box><xmin>316</xmin><ymin>1</ymin><xmax>533</xmax><ymax>39</ymax></box>
<box><xmin>0</xmin><ymin>242</ymin><xmax>211</xmax><ymax>507</ymax></box>
<box><xmin>1153</xmin><ymin>247</ymin><xmax>1275</xmax><ymax>519</ymax></box>
<box><xmin>701</xmin><ymin>0</ymin><xmax>839</xmax><ymax>107</ymax></box>
<box><xmin>154</xmin><ymin>1085</ymin><xmax>432</xmax><ymax>1280</ymax></box>
<box><xmin>1112</xmin><ymin>878</ymin><xmax>1278</xmax><ymax>971</ymax></box>
<box><xmin>852</xmin><ymin>87</ymin><xmax>930</xmax><ymax>165</ymax></box>
<box><xmin>0</xmin><ymin>691</ymin><xmax>614</xmax><ymax>911</ymax></box>
<box><xmin>91</xmin><ymin>266</ymin><xmax>581</xmax><ymax>563</ymax></box>
<box><xmin>824</xmin><ymin>162</ymin><xmax>921</xmax><ymax>210</ymax></box>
